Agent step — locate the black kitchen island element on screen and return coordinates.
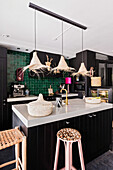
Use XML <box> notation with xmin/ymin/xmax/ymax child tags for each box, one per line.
<box><xmin>12</xmin><ymin>99</ymin><xmax>113</xmax><ymax>170</ymax></box>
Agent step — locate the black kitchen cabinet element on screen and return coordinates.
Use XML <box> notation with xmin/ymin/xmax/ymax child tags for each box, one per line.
<box><xmin>69</xmin><ymin>50</ymin><xmax>113</xmax><ymax>97</ymax></box>
<box><xmin>80</xmin><ymin>110</ymin><xmax>112</xmax><ymax>163</ymax></box>
<box><xmin>13</xmin><ymin>108</ymin><xmax>112</xmax><ymax>170</ymax></box>
<box><xmin>69</xmin><ymin>50</ymin><xmax>96</xmax><ymax>96</ymax></box>
<box><xmin>0</xmin><ymin>47</ymin><xmax>7</xmax><ymax>130</ymax></box>
<box><xmin>96</xmin><ymin>60</ymin><xmax>113</xmax><ymax>87</ymax></box>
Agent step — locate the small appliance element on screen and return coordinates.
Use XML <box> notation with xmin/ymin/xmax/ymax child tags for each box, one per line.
<box><xmin>12</xmin><ymin>84</ymin><xmax>25</xmax><ymax>97</ymax></box>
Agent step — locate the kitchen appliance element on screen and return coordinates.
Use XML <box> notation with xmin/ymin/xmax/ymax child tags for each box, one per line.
<box><xmin>44</xmin><ymin>94</ymin><xmax>61</xmax><ymax>101</ymax></box>
<box><xmin>97</xmin><ymin>88</ymin><xmax>113</xmax><ymax>103</ymax></box>
<box><xmin>90</xmin><ymin>87</ymin><xmax>113</xmax><ymax>103</ymax></box>
<box><xmin>12</xmin><ymin>84</ymin><xmax>25</xmax><ymax>97</ymax></box>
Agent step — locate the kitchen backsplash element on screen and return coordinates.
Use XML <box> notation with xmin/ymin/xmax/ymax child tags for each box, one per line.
<box><xmin>7</xmin><ymin>50</ymin><xmax>68</xmax><ymax>95</ymax></box>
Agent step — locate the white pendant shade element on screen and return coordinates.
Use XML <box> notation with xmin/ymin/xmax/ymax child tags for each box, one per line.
<box><xmin>23</xmin><ymin>51</ymin><xmax>48</xmax><ymax>72</ymax></box>
<box><xmin>52</xmin><ymin>56</ymin><xmax>75</xmax><ymax>72</ymax></box>
<box><xmin>78</xmin><ymin>62</ymin><xmax>87</xmax><ymax>73</ymax></box>
<box><xmin>72</xmin><ymin>62</ymin><xmax>91</xmax><ymax>77</ymax></box>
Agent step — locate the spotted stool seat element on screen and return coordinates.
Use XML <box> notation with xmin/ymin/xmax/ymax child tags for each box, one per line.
<box><xmin>54</xmin><ymin>128</ymin><xmax>85</xmax><ymax>170</ymax></box>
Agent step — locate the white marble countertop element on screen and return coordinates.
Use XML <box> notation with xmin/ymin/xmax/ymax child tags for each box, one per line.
<box><xmin>7</xmin><ymin>95</ymin><xmax>38</xmax><ymax>102</ymax></box>
<box><xmin>12</xmin><ymin>99</ymin><xmax>113</xmax><ymax>128</ymax></box>
<box><xmin>61</xmin><ymin>93</ymin><xmax>78</xmax><ymax>97</ymax></box>
<box><xmin>7</xmin><ymin>93</ymin><xmax>78</xmax><ymax>102</ymax></box>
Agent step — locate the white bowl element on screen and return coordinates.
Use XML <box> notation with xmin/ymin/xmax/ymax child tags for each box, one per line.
<box><xmin>85</xmin><ymin>97</ymin><xmax>101</xmax><ymax>104</ymax></box>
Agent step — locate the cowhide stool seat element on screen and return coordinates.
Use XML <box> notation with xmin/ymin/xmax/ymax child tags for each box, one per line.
<box><xmin>54</xmin><ymin>128</ymin><xmax>85</xmax><ymax>170</ymax></box>
<box><xmin>0</xmin><ymin>127</ymin><xmax>26</xmax><ymax>170</ymax></box>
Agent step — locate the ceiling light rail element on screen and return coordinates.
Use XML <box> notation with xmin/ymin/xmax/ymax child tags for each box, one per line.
<box><xmin>29</xmin><ymin>2</ymin><xmax>87</xmax><ymax>30</ymax></box>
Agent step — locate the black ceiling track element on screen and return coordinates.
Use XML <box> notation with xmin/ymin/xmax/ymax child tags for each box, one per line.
<box><xmin>29</xmin><ymin>2</ymin><xmax>87</xmax><ymax>30</ymax></box>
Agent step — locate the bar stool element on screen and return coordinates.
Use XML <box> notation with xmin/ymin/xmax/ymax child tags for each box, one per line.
<box><xmin>54</xmin><ymin>128</ymin><xmax>85</xmax><ymax>170</ymax></box>
<box><xmin>0</xmin><ymin>127</ymin><xmax>26</xmax><ymax>170</ymax></box>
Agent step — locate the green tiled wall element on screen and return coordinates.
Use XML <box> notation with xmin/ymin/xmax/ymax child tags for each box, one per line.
<box><xmin>7</xmin><ymin>50</ymin><xmax>68</xmax><ymax>95</ymax></box>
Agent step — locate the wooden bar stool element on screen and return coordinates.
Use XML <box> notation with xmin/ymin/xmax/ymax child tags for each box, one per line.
<box><xmin>0</xmin><ymin>127</ymin><xmax>26</xmax><ymax>170</ymax></box>
<box><xmin>54</xmin><ymin>128</ymin><xmax>85</xmax><ymax>170</ymax></box>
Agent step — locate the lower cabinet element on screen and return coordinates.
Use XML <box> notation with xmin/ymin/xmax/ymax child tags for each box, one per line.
<box><xmin>13</xmin><ymin>109</ymin><xmax>112</xmax><ymax>170</ymax></box>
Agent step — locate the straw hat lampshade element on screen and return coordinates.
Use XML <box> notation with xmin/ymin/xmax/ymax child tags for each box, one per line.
<box><xmin>52</xmin><ymin>21</ymin><xmax>75</xmax><ymax>73</ymax></box>
<box><xmin>22</xmin><ymin>10</ymin><xmax>48</xmax><ymax>75</ymax></box>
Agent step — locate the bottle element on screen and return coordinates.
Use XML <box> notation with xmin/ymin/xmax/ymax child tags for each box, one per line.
<box><xmin>25</xmin><ymin>83</ymin><xmax>29</xmax><ymax>96</ymax></box>
<box><xmin>48</xmin><ymin>85</ymin><xmax>53</xmax><ymax>96</ymax></box>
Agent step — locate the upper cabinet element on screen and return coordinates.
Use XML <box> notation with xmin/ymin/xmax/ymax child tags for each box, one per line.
<box><xmin>0</xmin><ymin>46</ymin><xmax>8</xmax><ymax>130</ymax></box>
<box><xmin>69</xmin><ymin>50</ymin><xmax>96</xmax><ymax>96</ymax></box>
<box><xmin>96</xmin><ymin>52</ymin><xmax>113</xmax><ymax>87</ymax></box>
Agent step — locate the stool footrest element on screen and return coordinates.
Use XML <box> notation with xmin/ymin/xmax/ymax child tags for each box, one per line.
<box><xmin>60</xmin><ymin>166</ymin><xmax>77</xmax><ymax>170</ymax></box>
<box><xmin>0</xmin><ymin>159</ymin><xmax>16</xmax><ymax>168</ymax></box>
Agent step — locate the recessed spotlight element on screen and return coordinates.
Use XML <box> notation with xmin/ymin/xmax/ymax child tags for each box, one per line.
<box><xmin>2</xmin><ymin>34</ymin><xmax>10</xmax><ymax>38</ymax></box>
<box><xmin>25</xmin><ymin>49</ymin><xmax>29</xmax><ymax>51</ymax></box>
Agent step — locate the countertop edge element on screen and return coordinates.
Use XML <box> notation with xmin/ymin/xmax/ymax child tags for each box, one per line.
<box><xmin>12</xmin><ymin>105</ymin><xmax>28</xmax><ymax>127</ymax></box>
<box><xmin>12</xmin><ymin>102</ymin><xmax>113</xmax><ymax>128</ymax></box>
<box><xmin>28</xmin><ymin>105</ymin><xmax>113</xmax><ymax>128</ymax></box>
<box><xmin>7</xmin><ymin>96</ymin><xmax>38</xmax><ymax>102</ymax></box>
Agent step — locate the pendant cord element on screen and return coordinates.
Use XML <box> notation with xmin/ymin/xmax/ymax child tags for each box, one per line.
<box><xmin>34</xmin><ymin>10</ymin><xmax>36</xmax><ymax>51</ymax></box>
<box><xmin>82</xmin><ymin>29</ymin><xmax>83</xmax><ymax>62</ymax></box>
<box><xmin>62</xmin><ymin>21</ymin><xmax>63</xmax><ymax>56</ymax></box>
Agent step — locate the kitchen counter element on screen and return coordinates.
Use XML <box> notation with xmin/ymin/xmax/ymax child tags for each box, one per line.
<box><xmin>61</xmin><ymin>93</ymin><xmax>78</xmax><ymax>97</ymax></box>
<box><xmin>7</xmin><ymin>95</ymin><xmax>38</xmax><ymax>102</ymax></box>
<box><xmin>12</xmin><ymin>99</ymin><xmax>113</xmax><ymax>128</ymax></box>
<box><xmin>12</xmin><ymin>98</ymin><xmax>113</xmax><ymax>170</ymax></box>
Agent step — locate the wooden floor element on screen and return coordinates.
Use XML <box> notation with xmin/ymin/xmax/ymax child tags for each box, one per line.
<box><xmin>86</xmin><ymin>150</ymin><xmax>113</xmax><ymax>170</ymax></box>
<box><xmin>86</xmin><ymin>129</ymin><xmax>113</xmax><ymax>170</ymax></box>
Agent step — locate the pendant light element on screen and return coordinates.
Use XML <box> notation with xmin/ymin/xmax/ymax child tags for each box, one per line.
<box><xmin>23</xmin><ymin>10</ymin><xmax>48</xmax><ymax>74</ymax></box>
<box><xmin>72</xmin><ymin>30</ymin><xmax>91</xmax><ymax>77</ymax></box>
<box><xmin>52</xmin><ymin>21</ymin><xmax>75</xmax><ymax>73</ymax></box>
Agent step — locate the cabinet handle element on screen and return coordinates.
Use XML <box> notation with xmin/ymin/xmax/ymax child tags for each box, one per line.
<box><xmin>88</xmin><ymin>115</ymin><xmax>93</xmax><ymax>118</ymax></box>
<box><xmin>66</xmin><ymin>121</ymin><xmax>70</xmax><ymax>124</ymax></box>
<box><xmin>92</xmin><ymin>114</ymin><xmax>96</xmax><ymax>117</ymax></box>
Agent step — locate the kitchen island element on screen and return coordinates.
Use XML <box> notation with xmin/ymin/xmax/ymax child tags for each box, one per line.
<box><xmin>12</xmin><ymin>99</ymin><xmax>113</xmax><ymax>170</ymax></box>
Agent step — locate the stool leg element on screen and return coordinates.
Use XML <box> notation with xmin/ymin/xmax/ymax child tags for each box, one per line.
<box><xmin>22</xmin><ymin>136</ymin><xmax>27</xmax><ymax>170</ymax></box>
<box><xmin>54</xmin><ymin>138</ymin><xmax>60</xmax><ymax>170</ymax></box>
<box><xmin>78</xmin><ymin>139</ymin><xmax>85</xmax><ymax>170</ymax></box>
<box><xmin>65</xmin><ymin>142</ymin><xmax>70</xmax><ymax>170</ymax></box>
<box><xmin>15</xmin><ymin>142</ymin><xmax>20</xmax><ymax>169</ymax></box>
<box><xmin>70</xmin><ymin>142</ymin><xmax>73</xmax><ymax>167</ymax></box>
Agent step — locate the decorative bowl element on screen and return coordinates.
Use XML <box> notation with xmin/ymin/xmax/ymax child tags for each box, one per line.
<box><xmin>85</xmin><ymin>97</ymin><xmax>101</xmax><ymax>104</ymax></box>
<box><xmin>27</xmin><ymin>94</ymin><xmax>53</xmax><ymax>117</ymax></box>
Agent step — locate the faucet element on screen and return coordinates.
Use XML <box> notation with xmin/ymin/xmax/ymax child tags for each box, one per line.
<box><xmin>60</xmin><ymin>89</ymin><xmax>68</xmax><ymax>105</ymax></box>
